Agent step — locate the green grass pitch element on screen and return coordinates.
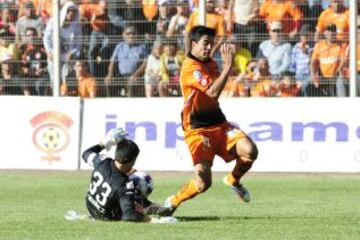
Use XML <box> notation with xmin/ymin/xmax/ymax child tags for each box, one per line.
<box><xmin>1</xmin><ymin>171</ymin><xmax>360</xmax><ymax>240</ymax></box>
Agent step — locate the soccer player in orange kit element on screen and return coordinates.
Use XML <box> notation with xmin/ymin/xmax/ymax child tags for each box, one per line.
<box><xmin>164</xmin><ymin>26</ymin><xmax>258</xmax><ymax>215</ymax></box>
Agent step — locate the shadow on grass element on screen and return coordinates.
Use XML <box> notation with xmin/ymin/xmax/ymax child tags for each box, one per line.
<box><xmin>176</xmin><ymin>215</ymin><xmax>327</xmax><ymax>222</ymax></box>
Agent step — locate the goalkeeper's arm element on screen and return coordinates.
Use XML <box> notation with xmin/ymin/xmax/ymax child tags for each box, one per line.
<box><xmin>82</xmin><ymin>144</ymin><xmax>106</xmax><ymax>167</ymax></box>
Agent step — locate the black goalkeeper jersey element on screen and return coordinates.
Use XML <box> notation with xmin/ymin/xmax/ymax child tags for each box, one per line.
<box><xmin>82</xmin><ymin>144</ymin><xmax>144</xmax><ymax>222</ymax></box>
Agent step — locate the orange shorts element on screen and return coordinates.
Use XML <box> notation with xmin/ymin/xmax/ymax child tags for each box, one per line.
<box><xmin>183</xmin><ymin>122</ymin><xmax>247</xmax><ymax>166</ymax></box>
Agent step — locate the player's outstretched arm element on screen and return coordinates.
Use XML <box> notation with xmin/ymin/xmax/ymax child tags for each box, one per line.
<box><xmin>205</xmin><ymin>43</ymin><xmax>235</xmax><ymax>99</ymax></box>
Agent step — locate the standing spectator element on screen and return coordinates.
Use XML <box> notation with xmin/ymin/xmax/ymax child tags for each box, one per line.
<box><xmin>166</xmin><ymin>0</ymin><xmax>189</xmax><ymax>50</ymax></box>
<box><xmin>185</xmin><ymin>0</ymin><xmax>225</xmax><ymax>56</ymax></box>
<box><xmin>159</xmin><ymin>39</ymin><xmax>184</xmax><ymax>97</ymax></box>
<box><xmin>259</xmin><ymin>0</ymin><xmax>303</xmax><ymax>40</ymax></box>
<box><xmin>0</xmin><ymin>54</ymin><xmax>26</xmax><ymax>95</ymax></box>
<box><xmin>0</xmin><ymin>3</ymin><xmax>16</xmax><ymax>37</ymax></box>
<box><xmin>15</xmin><ymin>1</ymin><xmax>44</xmax><ymax>47</ymax></box>
<box><xmin>257</xmin><ymin>21</ymin><xmax>292</xmax><ymax>77</ymax></box>
<box><xmin>85</xmin><ymin>0</ymin><xmax>111</xmax><ymax>78</ymax></box>
<box><xmin>228</xmin><ymin>0</ymin><xmax>262</xmax><ymax>57</ymax></box>
<box><xmin>144</xmin><ymin>40</ymin><xmax>163</xmax><ymax>97</ymax></box>
<box><xmin>20</xmin><ymin>27</ymin><xmax>49</xmax><ymax>95</ymax></box>
<box><xmin>105</xmin><ymin>25</ymin><xmax>148</xmax><ymax>97</ymax></box>
<box><xmin>61</xmin><ymin>58</ymin><xmax>96</xmax><ymax>98</ymax></box>
<box><xmin>310</xmin><ymin>24</ymin><xmax>343</xmax><ymax>97</ymax></box>
<box><xmin>43</xmin><ymin>1</ymin><xmax>82</xmax><ymax>83</ymax></box>
<box><xmin>314</xmin><ymin>0</ymin><xmax>349</xmax><ymax>42</ymax></box>
<box><xmin>155</xmin><ymin>0</ymin><xmax>171</xmax><ymax>42</ymax></box>
<box><xmin>290</xmin><ymin>24</ymin><xmax>313</xmax><ymax>96</ymax></box>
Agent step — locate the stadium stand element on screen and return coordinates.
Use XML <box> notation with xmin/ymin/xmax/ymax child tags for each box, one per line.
<box><xmin>0</xmin><ymin>0</ymin><xmax>358</xmax><ymax>97</ymax></box>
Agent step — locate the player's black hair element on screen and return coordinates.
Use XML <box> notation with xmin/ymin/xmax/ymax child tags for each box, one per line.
<box><xmin>189</xmin><ymin>26</ymin><xmax>216</xmax><ymax>44</ymax></box>
<box><xmin>114</xmin><ymin>139</ymin><xmax>140</xmax><ymax>164</ymax></box>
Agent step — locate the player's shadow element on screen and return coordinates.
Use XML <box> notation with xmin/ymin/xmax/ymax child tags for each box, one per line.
<box><xmin>176</xmin><ymin>216</ymin><xmax>220</xmax><ymax>222</ymax></box>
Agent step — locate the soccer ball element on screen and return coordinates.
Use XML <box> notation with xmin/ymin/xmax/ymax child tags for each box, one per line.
<box><xmin>129</xmin><ymin>171</ymin><xmax>153</xmax><ymax>198</ymax></box>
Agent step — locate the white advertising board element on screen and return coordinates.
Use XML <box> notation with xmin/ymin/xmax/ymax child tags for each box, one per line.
<box><xmin>0</xmin><ymin>96</ymin><xmax>80</xmax><ymax>170</ymax></box>
<box><xmin>81</xmin><ymin>98</ymin><xmax>360</xmax><ymax>172</ymax></box>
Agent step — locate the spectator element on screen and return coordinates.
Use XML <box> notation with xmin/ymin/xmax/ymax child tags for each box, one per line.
<box><xmin>144</xmin><ymin>40</ymin><xmax>163</xmax><ymax>97</ymax></box>
<box><xmin>105</xmin><ymin>25</ymin><xmax>148</xmax><ymax>97</ymax></box>
<box><xmin>156</xmin><ymin>0</ymin><xmax>171</xmax><ymax>42</ymax></box>
<box><xmin>276</xmin><ymin>70</ymin><xmax>301</xmax><ymax>96</ymax></box>
<box><xmin>290</xmin><ymin>23</ymin><xmax>313</xmax><ymax>96</ymax></box>
<box><xmin>185</xmin><ymin>0</ymin><xmax>225</xmax><ymax>56</ymax></box>
<box><xmin>0</xmin><ymin>54</ymin><xmax>26</xmax><ymax>95</ymax></box>
<box><xmin>86</xmin><ymin>0</ymin><xmax>111</xmax><ymax>78</ymax></box>
<box><xmin>166</xmin><ymin>0</ymin><xmax>189</xmax><ymax>50</ymax></box>
<box><xmin>257</xmin><ymin>21</ymin><xmax>292</xmax><ymax>77</ymax></box>
<box><xmin>310</xmin><ymin>24</ymin><xmax>343</xmax><ymax>97</ymax></box>
<box><xmin>0</xmin><ymin>3</ymin><xmax>16</xmax><ymax>37</ymax></box>
<box><xmin>260</xmin><ymin>0</ymin><xmax>303</xmax><ymax>40</ymax></box>
<box><xmin>0</xmin><ymin>30</ymin><xmax>17</xmax><ymax>61</ymax></box>
<box><xmin>159</xmin><ymin>39</ymin><xmax>184</xmax><ymax>97</ymax></box>
<box><xmin>233</xmin><ymin>40</ymin><xmax>252</xmax><ymax>76</ymax></box>
<box><xmin>61</xmin><ymin>58</ymin><xmax>96</xmax><ymax>98</ymax></box>
<box><xmin>20</xmin><ymin>27</ymin><xmax>49</xmax><ymax>95</ymax></box>
<box><xmin>43</xmin><ymin>1</ymin><xmax>82</xmax><ymax>83</ymax></box>
<box><xmin>357</xmin><ymin>16</ymin><xmax>360</xmax><ymax>96</ymax></box>
<box><xmin>314</xmin><ymin>0</ymin><xmax>349</xmax><ymax>42</ymax></box>
<box><xmin>228</xmin><ymin>0</ymin><xmax>262</xmax><ymax>57</ymax></box>
<box><xmin>15</xmin><ymin>1</ymin><xmax>44</xmax><ymax>47</ymax></box>
<box><xmin>249</xmin><ymin>57</ymin><xmax>277</xmax><ymax>97</ymax></box>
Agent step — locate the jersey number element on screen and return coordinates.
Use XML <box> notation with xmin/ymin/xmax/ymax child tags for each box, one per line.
<box><xmin>89</xmin><ymin>171</ymin><xmax>112</xmax><ymax>206</ymax></box>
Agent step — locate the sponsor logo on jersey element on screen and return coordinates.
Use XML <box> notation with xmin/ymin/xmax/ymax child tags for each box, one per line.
<box><xmin>30</xmin><ymin>111</ymin><xmax>73</xmax><ymax>164</ymax></box>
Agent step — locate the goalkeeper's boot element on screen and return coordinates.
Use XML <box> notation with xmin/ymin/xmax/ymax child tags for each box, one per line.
<box><xmin>223</xmin><ymin>174</ymin><xmax>251</xmax><ymax>203</ymax></box>
<box><xmin>162</xmin><ymin>195</ymin><xmax>177</xmax><ymax>216</ymax></box>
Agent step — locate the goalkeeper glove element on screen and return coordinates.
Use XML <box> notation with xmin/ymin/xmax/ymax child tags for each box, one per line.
<box><xmin>100</xmin><ymin>128</ymin><xmax>129</xmax><ymax>151</ymax></box>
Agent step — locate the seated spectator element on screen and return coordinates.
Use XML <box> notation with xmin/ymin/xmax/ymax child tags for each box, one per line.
<box><xmin>0</xmin><ymin>54</ymin><xmax>27</xmax><ymax>95</ymax></box>
<box><xmin>166</xmin><ymin>0</ymin><xmax>189</xmax><ymax>50</ymax></box>
<box><xmin>315</xmin><ymin>0</ymin><xmax>349</xmax><ymax>42</ymax></box>
<box><xmin>61</xmin><ymin>58</ymin><xmax>96</xmax><ymax>98</ymax></box>
<box><xmin>105</xmin><ymin>25</ymin><xmax>148</xmax><ymax>97</ymax></box>
<box><xmin>257</xmin><ymin>21</ymin><xmax>292</xmax><ymax>78</ymax></box>
<box><xmin>159</xmin><ymin>39</ymin><xmax>184</xmax><ymax>97</ymax></box>
<box><xmin>43</xmin><ymin>1</ymin><xmax>82</xmax><ymax>83</ymax></box>
<box><xmin>276</xmin><ymin>70</ymin><xmax>301</xmax><ymax>97</ymax></box>
<box><xmin>357</xmin><ymin>16</ymin><xmax>360</xmax><ymax>96</ymax></box>
<box><xmin>249</xmin><ymin>57</ymin><xmax>277</xmax><ymax>97</ymax></box>
<box><xmin>20</xmin><ymin>27</ymin><xmax>49</xmax><ymax>95</ymax></box>
<box><xmin>309</xmin><ymin>24</ymin><xmax>343</xmax><ymax>97</ymax></box>
<box><xmin>233</xmin><ymin>40</ymin><xmax>252</xmax><ymax>76</ymax></box>
<box><xmin>15</xmin><ymin>1</ymin><xmax>44</xmax><ymax>47</ymax></box>
<box><xmin>144</xmin><ymin>40</ymin><xmax>163</xmax><ymax>97</ymax></box>
<box><xmin>185</xmin><ymin>0</ymin><xmax>225</xmax><ymax>56</ymax></box>
<box><xmin>0</xmin><ymin>30</ymin><xmax>17</xmax><ymax>61</ymax></box>
<box><xmin>290</xmin><ymin>24</ymin><xmax>313</xmax><ymax>96</ymax></box>
<box><xmin>259</xmin><ymin>0</ymin><xmax>302</xmax><ymax>40</ymax></box>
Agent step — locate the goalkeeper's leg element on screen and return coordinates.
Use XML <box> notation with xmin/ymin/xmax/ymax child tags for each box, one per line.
<box><xmin>164</xmin><ymin>160</ymin><xmax>212</xmax><ymax>215</ymax></box>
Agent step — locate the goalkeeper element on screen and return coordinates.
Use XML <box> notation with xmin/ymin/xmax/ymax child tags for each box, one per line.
<box><xmin>82</xmin><ymin>128</ymin><xmax>175</xmax><ymax>223</ymax></box>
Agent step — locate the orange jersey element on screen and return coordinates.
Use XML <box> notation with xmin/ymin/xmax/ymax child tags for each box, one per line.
<box><xmin>357</xmin><ymin>43</ymin><xmax>360</xmax><ymax>72</ymax></box>
<box><xmin>185</xmin><ymin>11</ymin><xmax>225</xmax><ymax>36</ymax></box>
<box><xmin>259</xmin><ymin>0</ymin><xmax>302</xmax><ymax>33</ymax></box>
<box><xmin>61</xmin><ymin>74</ymin><xmax>96</xmax><ymax>98</ymax></box>
<box><xmin>316</xmin><ymin>8</ymin><xmax>349</xmax><ymax>41</ymax></box>
<box><xmin>312</xmin><ymin>40</ymin><xmax>343</xmax><ymax>78</ymax></box>
<box><xmin>180</xmin><ymin>54</ymin><xmax>226</xmax><ymax>131</ymax></box>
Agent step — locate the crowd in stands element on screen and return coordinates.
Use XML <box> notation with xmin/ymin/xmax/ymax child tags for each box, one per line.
<box><xmin>0</xmin><ymin>0</ymin><xmax>358</xmax><ymax>97</ymax></box>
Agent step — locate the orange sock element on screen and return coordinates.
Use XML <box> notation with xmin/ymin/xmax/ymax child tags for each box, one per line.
<box><xmin>227</xmin><ymin>172</ymin><xmax>239</xmax><ymax>186</ymax></box>
<box><xmin>171</xmin><ymin>180</ymin><xmax>201</xmax><ymax>207</ymax></box>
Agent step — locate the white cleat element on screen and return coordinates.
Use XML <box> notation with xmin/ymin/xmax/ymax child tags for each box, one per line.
<box><xmin>223</xmin><ymin>176</ymin><xmax>251</xmax><ymax>203</ymax></box>
<box><xmin>64</xmin><ymin>210</ymin><xmax>91</xmax><ymax>221</ymax></box>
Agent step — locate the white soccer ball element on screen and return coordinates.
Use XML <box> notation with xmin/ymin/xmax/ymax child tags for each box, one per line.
<box><xmin>129</xmin><ymin>171</ymin><xmax>154</xmax><ymax>198</ymax></box>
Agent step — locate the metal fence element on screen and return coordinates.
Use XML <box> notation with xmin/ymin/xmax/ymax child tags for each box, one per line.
<box><xmin>0</xmin><ymin>0</ymin><xmax>358</xmax><ymax>97</ymax></box>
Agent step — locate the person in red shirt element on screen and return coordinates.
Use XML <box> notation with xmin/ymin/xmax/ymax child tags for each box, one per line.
<box><xmin>163</xmin><ymin>26</ymin><xmax>258</xmax><ymax>216</ymax></box>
